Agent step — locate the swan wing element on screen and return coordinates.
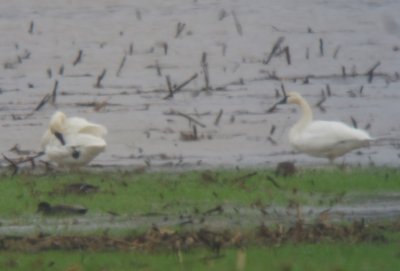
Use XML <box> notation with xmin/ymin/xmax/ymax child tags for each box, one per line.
<box><xmin>65</xmin><ymin>133</ymin><xmax>107</xmax><ymax>148</ymax></box>
<box><xmin>79</xmin><ymin>124</ymin><xmax>107</xmax><ymax>138</ymax></box>
<box><xmin>66</xmin><ymin>117</ymin><xmax>107</xmax><ymax>137</ymax></box>
<box><xmin>45</xmin><ymin>134</ymin><xmax>106</xmax><ymax>167</ymax></box>
<box><xmin>291</xmin><ymin>121</ymin><xmax>371</xmax><ymax>157</ymax></box>
<box><xmin>306</xmin><ymin>121</ymin><xmax>371</xmax><ymax>141</ymax></box>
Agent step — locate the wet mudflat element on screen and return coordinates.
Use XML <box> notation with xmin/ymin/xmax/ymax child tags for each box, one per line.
<box><xmin>0</xmin><ymin>1</ymin><xmax>399</xmax><ymax>261</ymax></box>
<box><xmin>0</xmin><ymin>0</ymin><xmax>399</xmax><ymax>169</ymax></box>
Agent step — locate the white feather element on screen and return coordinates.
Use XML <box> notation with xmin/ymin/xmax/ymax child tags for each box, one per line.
<box><xmin>283</xmin><ymin>92</ymin><xmax>372</xmax><ymax>162</ymax></box>
<box><xmin>41</xmin><ymin>111</ymin><xmax>107</xmax><ymax>167</ymax></box>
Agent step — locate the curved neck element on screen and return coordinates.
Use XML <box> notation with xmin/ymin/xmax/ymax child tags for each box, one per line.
<box><xmin>291</xmin><ymin>96</ymin><xmax>313</xmax><ymax>134</ymax></box>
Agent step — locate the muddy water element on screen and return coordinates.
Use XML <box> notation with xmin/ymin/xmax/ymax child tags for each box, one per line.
<box><xmin>0</xmin><ymin>0</ymin><xmax>399</xmax><ymax>170</ymax></box>
<box><xmin>0</xmin><ymin>1</ymin><xmax>399</xmax><ymax>233</ymax></box>
<box><xmin>1</xmin><ymin>194</ymin><xmax>399</xmax><ymax>235</ymax></box>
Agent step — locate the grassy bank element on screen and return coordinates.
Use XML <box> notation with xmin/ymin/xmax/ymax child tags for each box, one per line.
<box><xmin>0</xmin><ymin>167</ymin><xmax>399</xmax><ymax>217</ymax></box>
<box><xmin>0</xmin><ymin>167</ymin><xmax>399</xmax><ymax>270</ymax></box>
<box><xmin>0</xmin><ymin>242</ymin><xmax>399</xmax><ymax>271</ymax></box>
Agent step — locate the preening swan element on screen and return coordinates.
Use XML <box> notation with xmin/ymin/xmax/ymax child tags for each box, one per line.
<box><xmin>278</xmin><ymin>92</ymin><xmax>372</xmax><ymax>163</ymax></box>
<box><xmin>41</xmin><ymin>111</ymin><xmax>107</xmax><ymax>168</ymax></box>
<box><xmin>41</xmin><ymin>111</ymin><xmax>107</xmax><ymax>148</ymax></box>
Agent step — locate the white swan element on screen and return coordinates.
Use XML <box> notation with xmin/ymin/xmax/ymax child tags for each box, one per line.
<box><xmin>278</xmin><ymin>92</ymin><xmax>372</xmax><ymax>163</ymax></box>
<box><xmin>41</xmin><ymin>111</ymin><xmax>107</xmax><ymax>168</ymax></box>
<box><xmin>41</xmin><ymin>111</ymin><xmax>107</xmax><ymax>148</ymax></box>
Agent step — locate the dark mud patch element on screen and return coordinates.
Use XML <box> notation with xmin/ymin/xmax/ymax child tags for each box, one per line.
<box><xmin>0</xmin><ymin>220</ymin><xmax>396</xmax><ymax>252</ymax></box>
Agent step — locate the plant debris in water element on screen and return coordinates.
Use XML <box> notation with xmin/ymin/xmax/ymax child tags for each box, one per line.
<box><xmin>0</xmin><ymin>219</ymin><xmax>393</xmax><ymax>252</ymax></box>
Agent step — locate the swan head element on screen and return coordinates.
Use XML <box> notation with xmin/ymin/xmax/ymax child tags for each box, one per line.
<box><xmin>49</xmin><ymin>111</ymin><xmax>66</xmax><ymax>133</ymax></box>
<box><xmin>278</xmin><ymin>92</ymin><xmax>303</xmax><ymax>105</ymax></box>
<box><xmin>49</xmin><ymin>111</ymin><xmax>67</xmax><ymax>145</ymax></box>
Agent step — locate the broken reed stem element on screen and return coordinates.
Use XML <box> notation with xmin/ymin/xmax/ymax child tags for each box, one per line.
<box><xmin>266</xmin><ymin>175</ymin><xmax>281</xmax><ymax>189</ymax></box>
<box><xmin>275</xmin><ymin>89</ymin><xmax>280</xmax><ymax>98</ymax></box>
<box><xmin>2</xmin><ymin>151</ymin><xmax>45</xmax><ymax>175</ymax></box>
<box><xmin>333</xmin><ymin>45</ymin><xmax>341</xmax><ymax>59</ymax></box>
<box><xmin>73</xmin><ymin>49</ymin><xmax>83</xmax><ymax>66</ymax></box>
<box><xmin>167</xmin><ymin>110</ymin><xmax>207</xmax><ymax>128</ymax></box>
<box><xmin>47</xmin><ymin>68</ymin><xmax>52</xmax><ymax>79</ymax></box>
<box><xmin>51</xmin><ymin>80</ymin><xmax>58</xmax><ymax>105</ymax></box>
<box><xmin>166</xmin><ymin>75</ymin><xmax>173</xmax><ymax>97</ymax></box>
<box><xmin>263</xmin><ymin>37</ymin><xmax>284</xmax><ymax>65</ymax></box>
<box><xmin>284</xmin><ymin>46</ymin><xmax>291</xmax><ymax>65</ymax></box>
<box><xmin>267</xmin><ymin>136</ymin><xmax>277</xmax><ymax>145</ymax></box>
<box><xmin>95</xmin><ymin>69</ymin><xmax>107</xmax><ymax>88</ymax></box>
<box><xmin>164</xmin><ymin>73</ymin><xmax>198</xmax><ymax>99</ymax></box>
<box><xmin>366</xmin><ymin>61</ymin><xmax>381</xmax><ymax>83</ymax></box>
<box><xmin>2</xmin><ymin>154</ymin><xmax>18</xmax><ymax>175</ymax></box>
<box><xmin>129</xmin><ymin>43</ymin><xmax>134</xmax><ymax>55</ymax></box>
<box><xmin>155</xmin><ymin>60</ymin><xmax>162</xmax><ymax>76</ymax></box>
<box><xmin>35</xmin><ymin>94</ymin><xmax>51</xmax><ymax>111</ymax></box>
<box><xmin>175</xmin><ymin>73</ymin><xmax>198</xmax><ymax>92</ymax></box>
<box><xmin>162</xmin><ymin>42</ymin><xmax>168</xmax><ymax>55</ymax></box>
<box><xmin>214</xmin><ymin>109</ymin><xmax>223</xmax><ymax>126</ymax></box>
<box><xmin>350</xmin><ymin>116</ymin><xmax>357</xmax><ymax>128</ymax></box>
<box><xmin>266</xmin><ymin>84</ymin><xmax>286</xmax><ymax>113</ymax></box>
<box><xmin>59</xmin><ymin>65</ymin><xmax>64</xmax><ymax>75</ymax></box>
<box><xmin>231</xmin><ymin>10</ymin><xmax>243</xmax><ymax>36</ymax></box>
<box><xmin>201</xmin><ymin>52</ymin><xmax>210</xmax><ymax>91</ymax></box>
<box><xmin>219</xmin><ymin>9</ymin><xmax>229</xmax><ymax>21</ymax></box>
<box><xmin>280</xmin><ymin>83</ymin><xmax>286</xmax><ymax>97</ymax></box>
<box><xmin>275</xmin><ymin>46</ymin><xmax>291</xmax><ymax>65</ymax></box>
<box><xmin>326</xmin><ymin>84</ymin><xmax>331</xmax><ymax>96</ymax></box>
<box><xmin>116</xmin><ymin>55</ymin><xmax>127</xmax><ymax>77</ymax></box>
<box><xmin>175</xmin><ymin>22</ymin><xmax>186</xmax><ymax>38</ymax></box>
<box><xmin>270</xmin><ymin>125</ymin><xmax>276</xmax><ymax>135</ymax></box>
<box><xmin>319</xmin><ymin>38</ymin><xmax>324</xmax><ymax>57</ymax></box>
<box><xmin>316</xmin><ymin>94</ymin><xmax>327</xmax><ymax>113</ymax></box>
<box><xmin>28</xmin><ymin>21</ymin><xmax>34</xmax><ymax>34</ymax></box>
<box><xmin>193</xmin><ymin>125</ymin><xmax>198</xmax><ymax>140</ymax></box>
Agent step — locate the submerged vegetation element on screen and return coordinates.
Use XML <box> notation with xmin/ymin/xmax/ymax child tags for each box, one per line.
<box><xmin>0</xmin><ymin>166</ymin><xmax>398</xmax><ymax>217</ymax></box>
<box><xmin>0</xmin><ymin>166</ymin><xmax>399</xmax><ymax>270</ymax></box>
<box><xmin>0</xmin><ymin>242</ymin><xmax>399</xmax><ymax>271</ymax></box>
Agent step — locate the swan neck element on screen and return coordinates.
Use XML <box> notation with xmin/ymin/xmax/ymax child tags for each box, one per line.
<box><xmin>293</xmin><ymin>96</ymin><xmax>313</xmax><ymax>131</ymax></box>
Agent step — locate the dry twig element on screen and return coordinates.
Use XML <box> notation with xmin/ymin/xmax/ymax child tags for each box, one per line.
<box><xmin>73</xmin><ymin>49</ymin><xmax>83</xmax><ymax>66</ymax></box>
<box><xmin>116</xmin><ymin>55</ymin><xmax>127</xmax><ymax>77</ymax></box>
<box><xmin>164</xmin><ymin>73</ymin><xmax>198</xmax><ymax>99</ymax></box>
<box><xmin>201</xmin><ymin>52</ymin><xmax>211</xmax><ymax>91</ymax></box>
<box><xmin>263</xmin><ymin>37</ymin><xmax>284</xmax><ymax>65</ymax></box>
<box><xmin>166</xmin><ymin>110</ymin><xmax>206</xmax><ymax>128</ymax></box>
<box><xmin>214</xmin><ymin>109</ymin><xmax>223</xmax><ymax>126</ymax></box>
<box><xmin>366</xmin><ymin>61</ymin><xmax>381</xmax><ymax>83</ymax></box>
<box><xmin>94</xmin><ymin>69</ymin><xmax>107</xmax><ymax>88</ymax></box>
<box><xmin>231</xmin><ymin>10</ymin><xmax>243</xmax><ymax>36</ymax></box>
<box><xmin>175</xmin><ymin>22</ymin><xmax>186</xmax><ymax>38</ymax></box>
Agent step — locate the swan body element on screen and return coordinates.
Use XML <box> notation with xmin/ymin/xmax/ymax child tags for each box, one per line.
<box><xmin>279</xmin><ymin>92</ymin><xmax>372</xmax><ymax>162</ymax></box>
<box><xmin>41</xmin><ymin>111</ymin><xmax>107</xmax><ymax>167</ymax></box>
<box><xmin>41</xmin><ymin>111</ymin><xmax>107</xmax><ymax>149</ymax></box>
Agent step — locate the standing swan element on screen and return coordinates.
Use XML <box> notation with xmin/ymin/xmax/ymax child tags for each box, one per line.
<box><xmin>277</xmin><ymin>92</ymin><xmax>372</xmax><ymax>163</ymax></box>
<box><xmin>41</xmin><ymin>111</ymin><xmax>107</xmax><ymax>168</ymax></box>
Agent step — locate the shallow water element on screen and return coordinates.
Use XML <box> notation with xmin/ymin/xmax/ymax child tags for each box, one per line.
<box><xmin>0</xmin><ymin>0</ymin><xmax>399</xmax><ymax>170</ymax></box>
<box><xmin>1</xmin><ymin>194</ymin><xmax>399</xmax><ymax>235</ymax></box>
